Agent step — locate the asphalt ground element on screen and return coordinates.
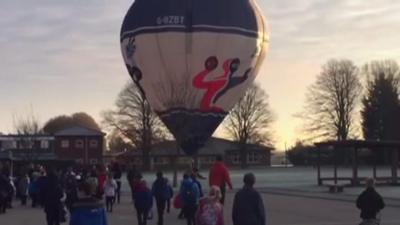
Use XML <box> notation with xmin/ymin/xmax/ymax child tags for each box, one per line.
<box><xmin>1</xmin><ymin>190</ymin><xmax>399</xmax><ymax>225</ymax></box>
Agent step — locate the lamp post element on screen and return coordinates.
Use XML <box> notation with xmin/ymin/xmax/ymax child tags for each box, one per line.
<box><xmin>284</xmin><ymin>142</ymin><xmax>288</xmax><ymax>168</ymax></box>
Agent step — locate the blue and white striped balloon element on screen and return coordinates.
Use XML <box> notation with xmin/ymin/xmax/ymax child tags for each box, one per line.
<box><xmin>121</xmin><ymin>0</ymin><xmax>269</xmax><ymax>155</ymax></box>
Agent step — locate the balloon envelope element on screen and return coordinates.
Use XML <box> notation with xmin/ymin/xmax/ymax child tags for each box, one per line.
<box><xmin>121</xmin><ymin>0</ymin><xmax>269</xmax><ymax>155</ymax></box>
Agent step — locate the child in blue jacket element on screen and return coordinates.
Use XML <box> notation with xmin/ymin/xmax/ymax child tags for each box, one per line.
<box><xmin>180</xmin><ymin>174</ymin><xmax>200</xmax><ymax>225</ymax></box>
<box><xmin>70</xmin><ymin>180</ymin><xmax>108</xmax><ymax>225</ymax></box>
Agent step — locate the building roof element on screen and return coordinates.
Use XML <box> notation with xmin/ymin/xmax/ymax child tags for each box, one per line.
<box><xmin>0</xmin><ymin>135</ymin><xmax>54</xmax><ymax>141</ymax></box>
<box><xmin>315</xmin><ymin>140</ymin><xmax>400</xmax><ymax>149</ymax></box>
<box><xmin>120</xmin><ymin>137</ymin><xmax>273</xmax><ymax>157</ymax></box>
<box><xmin>54</xmin><ymin>126</ymin><xmax>105</xmax><ymax>137</ymax></box>
<box><xmin>0</xmin><ymin>151</ymin><xmax>58</xmax><ymax>161</ymax></box>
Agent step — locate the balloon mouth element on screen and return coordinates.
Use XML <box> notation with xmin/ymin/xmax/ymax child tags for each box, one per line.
<box><xmin>179</xmin><ymin>138</ymin><xmax>208</xmax><ymax>156</ymax></box>
<box><xmin>157</xmin><ymin>108</ymin><xmax>228</xmax><ymax>156</ymax></box>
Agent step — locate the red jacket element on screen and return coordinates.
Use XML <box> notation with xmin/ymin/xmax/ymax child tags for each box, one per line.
<box><xmin>97</xmin><ymin>174</ymin><xmax>107</xmax><ymax>193</ymax></box>
<box><xmin>209</xmin><ymin>162</ymin><xmax>232</xmax><ymax>189</ymax></box>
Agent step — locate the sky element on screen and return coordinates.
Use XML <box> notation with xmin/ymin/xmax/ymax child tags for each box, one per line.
<box><xmin>1</xmin><ymin>0</ymin><xmax>400</xmax><ymax>151</ymax></box>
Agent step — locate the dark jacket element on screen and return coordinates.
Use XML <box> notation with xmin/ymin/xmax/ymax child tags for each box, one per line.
<box><xmin>43</xmin><ymin>174</ymin><xmax>63</xmax><ymax>214</ymax></box>
<box><xmin>356</xmin><ymin>187</ymin><xmax>385</xmax><ymax>219</ymax></box>
<box><xmin>152</xmin><ymin>177</ymin><xmax>173</xmax><ymax>201</ymax></box>
<box><xmin>70</xmin><ymin>197</ymin><xmax>108</xmax><ymax>225</ymax></box>
<box><xmin>37</xmin><ymin>175</ymin><xmax>49</xmax><ymax>205</ymax></box>
<box><xmin>112</xmin><ymin>167</ymin><xmax>122</xmax><ymax>180</ymax></box>
<box><xmin>133</xmin><ymin>181</ymin><xmax>153</xmax><ymax>211</ymax></box>
<box><xmin>0</xmin><ymin>174</ymin><xmax>13</xmax><ymax>200</ymax></box>
<box><xmin>17</xmin><ymin>176</ymin><xmax>29</xmax><ymax>196</ymax></box>
<box><xmin>232</xmin><ymin>186</ymin><xmax>266</xmax><ymax>225</ymax></box>
<box><xmin>127</xmin><ymin>169</ymin><xmax>137</xmax><ymax>183</ymax></box>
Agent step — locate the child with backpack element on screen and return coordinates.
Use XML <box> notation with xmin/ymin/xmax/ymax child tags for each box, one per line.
<box><xmin>29</xmin><ymin>172</ymin><xmax>40</xmax><ymax>208</ymax></box>
<box><xmin>104</xmin><ymin>173</ymin><xmax>118</xmax><ymax>212</ymax></box>
<box><xmin>70</xmin><ymin>180</ymin><xmax>108</xmax><ymax>225</ymax></box>
<box><xmin>180</xmin><ymin>173</ymin><xmax>201</xmax><ymax>225</ymax></box>
<box><xmin>133</xmin><ymin>176</ymin><xmax>153</xmax><ymax>225</ymax></box>
<box><xmin>196</xmin><ymin>186</ymin><xmax>224</xmax><ymax>225</ymax></box>
<box><xmin>152</xmin><ymin>171</ymin><xmax>173</xmax><ymax>225</ymax></box>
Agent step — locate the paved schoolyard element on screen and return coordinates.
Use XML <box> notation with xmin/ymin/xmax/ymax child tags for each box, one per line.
<box><xmin>2</xmin><ymin>167</ymin><xmax>400</xmax><ymax>225</ymax></box>
<box><xmin>1</xmin><ymin>191</ymin><xmax>400</xmax><ymax>225</ymax></box>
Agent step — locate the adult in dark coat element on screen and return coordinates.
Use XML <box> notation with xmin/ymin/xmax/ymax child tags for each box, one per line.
<box><xmin>127</xmin><ymin>164</ymin><xmax>138</xmax><ymax>201</ymax></box>
<box><xmin>232</xmin><ymin>173</ymin><xmax>265</xmax><ymax>225</ymax></box>
<box><xmin>0</xmin><ymin>173</ymin><xmax>13</xmax><ymax>213</ymax></box>
<box><xmin>64</xmin><ymin>170</ymin><xmax>78</xmax><ymax>210</ymax></box>
<box><xmin>356</xmin><ymin>178</ymin><xmax>385</xmax><ymax>221</ymax></box>
<box><xmin>43</xmin><ymin>172</ymin><xmax>64</xmax><ymax>225</ymax></box>
<box><xmin>37</xmin><ymin>170</ymin><xmax>49</xmax><ymax>207</ymax></box>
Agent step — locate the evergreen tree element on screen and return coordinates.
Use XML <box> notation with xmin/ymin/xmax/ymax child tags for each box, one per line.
<box><xmin>361</xmin><ymin>60</ymin><xmax>400</xmax><ymax>141</ymax></box>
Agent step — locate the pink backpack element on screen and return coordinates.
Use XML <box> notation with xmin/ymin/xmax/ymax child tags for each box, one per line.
<box><xmin>196</xmin><ymin>199</ymin><xmax>224</xmax><ymax>225</ymax></box>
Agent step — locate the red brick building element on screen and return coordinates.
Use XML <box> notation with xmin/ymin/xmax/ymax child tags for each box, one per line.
<box><xmin>54</xmin><ymin>126</ymin><xmax>105</xmax><ymax>165</ymax></box>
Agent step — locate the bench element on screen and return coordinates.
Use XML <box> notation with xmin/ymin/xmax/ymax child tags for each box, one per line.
<box><xmin>327</xmin><ymin>184</ymin><xmax>344</xmax><ymax>193</ymax></box>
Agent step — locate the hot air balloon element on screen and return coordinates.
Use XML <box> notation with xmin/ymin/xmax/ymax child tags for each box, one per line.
<box><xmin>120</xmin><ymin>0</ymin><xmax>269</xmax><ymax>156</ymax></box>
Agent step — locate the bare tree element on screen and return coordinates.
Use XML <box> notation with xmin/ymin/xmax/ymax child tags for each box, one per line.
<box><xmin>102</xmin><ymin>82</ymin><xmax>167</xmax><ymax>170</ymax></box>
<box><xmin>13</xmin><ymin>109</ymin><xmax>42</xmax><ymax>162</ymax></box>
<box><xmin>300</xmin><ymin>59</ymin><xmax>362</xmax><ymax>141</ymax></box>
<box><xmin>224</xmin><ymin>84</ymin><xmax>274</xmax><ymax>168</ymax></box>
<box><xmin>107</xmin><ymin>130</ymin><xmax>132</xmax><ymax>153</ymax></box>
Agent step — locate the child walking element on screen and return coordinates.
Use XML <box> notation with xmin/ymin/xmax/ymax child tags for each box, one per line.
<box><xmin>196</xmin><ymin>186</ymin><xmax>224</xmax><ymax>225</ymax></box>
<box><xmin>104</xmin><ymin>173</ymin><xmax>117</xmax><ymax>212</ymax></box>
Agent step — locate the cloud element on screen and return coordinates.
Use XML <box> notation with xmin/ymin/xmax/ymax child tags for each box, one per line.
<box><xmin>1</xmin><ymin>0</ymin><xmax>400</xmax><ymax>145</ymax></box>
<box><xmin>0</xmin><ymin>1</ymin><xmax>132</xmax><ymax>84</ymax></box>
<box><xmin>260</xmin><ymin>0</ymin><xmax>400</xmax><ymax>64</ymax></box>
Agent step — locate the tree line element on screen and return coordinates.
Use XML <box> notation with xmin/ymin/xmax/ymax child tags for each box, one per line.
<box><xmin>291</xmin><ymin>59</ymin><xmax>400</xmax><ymax>165</ymax></box>
<box><xmin>13</xmin><ymin>58</ymin><xmax>399</xmax><ymax>167</ymax></box>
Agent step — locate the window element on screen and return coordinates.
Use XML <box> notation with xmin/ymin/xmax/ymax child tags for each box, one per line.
<box><xmin>41</xmin><ymin>140</ymin><xmax>49</xmax><ymax>149</ymax></box>
<box><xmin>89</xmin><ymin>139</ymin><xmax>98</xmax><ymax>148</ymax></box>
<box><xmin>178</xmin><ymin>157</ymin><xmax>191</xmax><ymax>164</ymax></box>
<box><xmin>133</xmin><ymin>158</ymin><xmax>142</xmax><ymax>165</ymax></box>
<box><xmin>61</xmin><ymin>140</ymin><xmax>69</xmax><ymax>148</ymax></box>
<box><xmin>200</xmin><ymin>157</ymin><xmax>214</xmax><ymax>164</ymax></box>
<box><xmin>232</xmin><ymin>154</ymin><xmax>240</xmax><ymax>164</ymax></box>
<box><xmin>3</xmin><ymin>141</ymin><xmax>17</xmax><ymax>149</ymax></box>
<box><xmin>75</xmin><ymin>139</ymin><xmax>84</xmax><ymax>149</ymax></box>
<box><xmin>247</xmin><ymin>152</ymin><xmax>260</xmax><ymax>163</ymax></box>
<box><xmin>153</xmin><ymin>157</ymin><xmax>168</xmax><ymax>164</ymax></box>
<box><xmin>90</xmin><ymin>159</ymin><xmax>98</xmax><ymax>165</ymax></box>
<box><xmin>19</xmin><ymin>140</ymin><xmax>34</xmax><ymax>149</ymax></box>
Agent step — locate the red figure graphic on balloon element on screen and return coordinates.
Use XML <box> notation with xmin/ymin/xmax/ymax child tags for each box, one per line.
<box><xmin>193</xmin><ymin>56</ymin><xmax>252</xmax><ymax>112</ymax></box>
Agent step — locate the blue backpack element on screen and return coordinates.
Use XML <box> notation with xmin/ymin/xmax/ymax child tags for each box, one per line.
<box><xmin>181</xmin><ymin>181</ymin><xmax>198</xmax><ymax>205</ymax></box>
